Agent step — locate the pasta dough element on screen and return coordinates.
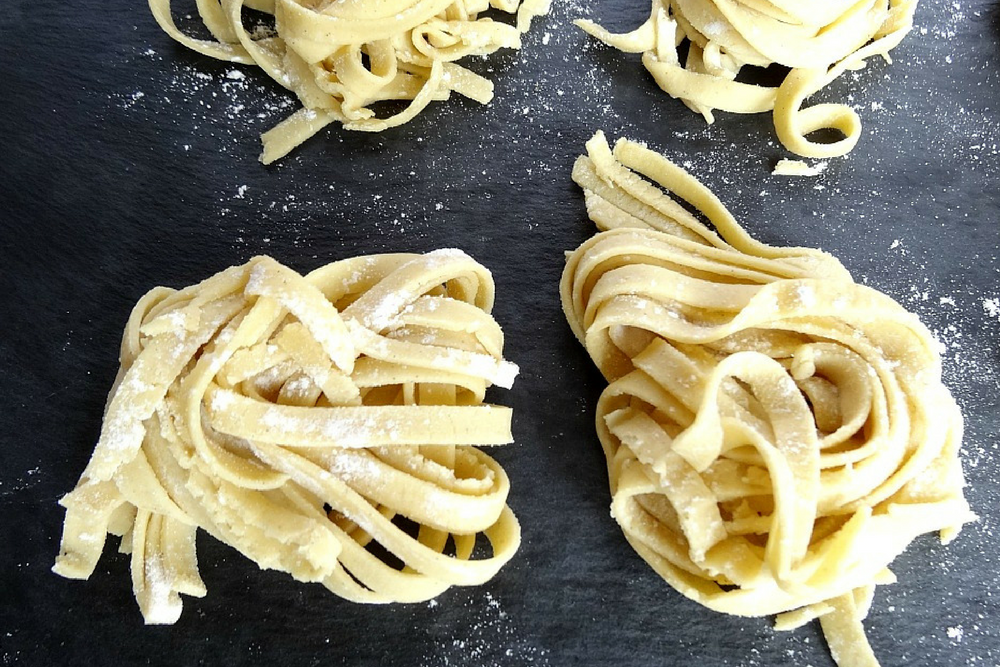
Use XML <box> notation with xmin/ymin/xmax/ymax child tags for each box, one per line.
<box><xmin>577</xmin><ymin>0</ymin><xmax>917</xmax><ymax>158</ymax></box>
<box><xmin>562</xmin><ymin>131</ymin><xmax>974</xmax><ymax>667</ymax></box>
<box><xmin>149</xmin><ymin>0</ymin><xmax>550</xmax><ymax>163</ymax></box>
<box><xmin>53</xmin><ymin>250</ymin><xmax>521</xmax><ymax>623</ymax></box>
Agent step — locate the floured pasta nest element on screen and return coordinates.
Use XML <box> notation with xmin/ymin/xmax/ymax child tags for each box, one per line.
<box><xmin>150</xmin><ymin>0</ymin><xmax>550</xmax><ymax>163</ymax></box>
<box><xmin>53</xmin><ymin>250</ymin><xmax>521</xmax><ymax>623</ymax></box>
<box><xmin>577</xmin><ymin>0</ymin><xmax>917</xmax><ymax>158</ymax></box>
<box><xmin>562</xmin><ymin>132</ymin><xmax>974</xmax><ymax>667</ymax></box>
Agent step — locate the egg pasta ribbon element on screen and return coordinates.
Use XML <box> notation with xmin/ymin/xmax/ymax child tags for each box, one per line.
<box><xmin>54</xmin><ymin>250</ymin><xmax>521</xmax><ymax>623</ymax></box>
<box><xmin>149</xmin><ymin>0</ymin><xmax>550</xmax><ymax>163</ymax></box>
<box><xmin>577</xmin><ymin>0</ymin><xmax>917</xmax><ymax>158</ymax></box>
<box><xmin>561</xmin><ymin>131</ymin><xmax>974</xmax><ymax>667</ymax></box>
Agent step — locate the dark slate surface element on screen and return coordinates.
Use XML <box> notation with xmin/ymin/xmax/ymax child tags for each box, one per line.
<box><xmin>2</xmin><ymin>1</ymin><xmax>999</xmax><ymax>665</ymax></box>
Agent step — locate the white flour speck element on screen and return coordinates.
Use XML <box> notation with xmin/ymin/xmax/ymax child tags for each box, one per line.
<box><xmin>983</xmin><ymin>298</ymin><xmax>1000</xmax><ymax>322</ymax></box>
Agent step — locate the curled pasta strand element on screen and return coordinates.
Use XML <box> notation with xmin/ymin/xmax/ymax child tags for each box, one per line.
<box><xmin>562</xmin><ymin>131</ymin><xmax>974</xmax><ymax>667</ymax></box>
<box><xmin>54</xmin><ymin>250</ymin><xmax>521</xmax><ymax>623</ymax></box>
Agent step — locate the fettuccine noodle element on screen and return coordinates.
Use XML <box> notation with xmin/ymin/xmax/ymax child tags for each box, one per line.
<box><xmin>53</xmin><ymin>250</ymin><xmax>521</xmax><ymax>623</ymax></box>
<box><xmin>577</xmin><ymin>0</ymin><xmax>917</xmax><ymax>158</ymax></box>
<box><xmin>562</xmin><ymin>131</ymin><xmax>974</xmax><ymax>667</ymax></box>
<box><xmin>149</xmin><ymin>0</ymin><xmax>550</xmax><ymax>163</ymax></box>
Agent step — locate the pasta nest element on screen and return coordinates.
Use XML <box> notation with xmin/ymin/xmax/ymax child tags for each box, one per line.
<box><xmin>149</xmin><ymin>0</ymin><xmax>551</xmax><ymax>162</ymax></box>
<box><xmin>577</xmin><ymin>0</ymin><xmax>917</xmax><ymax>158</ymax></box>
<box><xmin>562</xmin><ymin>132</ymin><xmax>974</xmax><ymax>666</ymax></box>
<box><xmin>54</xmin><ymin>250</ymin><xmax>521</xmax><ymax>623</ymax></box>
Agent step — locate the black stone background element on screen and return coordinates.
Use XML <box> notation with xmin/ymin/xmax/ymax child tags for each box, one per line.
<box><xmin>1</xmin><ymin>0</ymin><xmax>998</xmax><ymax>665</ymax></box>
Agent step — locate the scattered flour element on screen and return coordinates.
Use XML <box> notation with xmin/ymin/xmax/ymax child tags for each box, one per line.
<box><xmin>420</xmin><ymin>592</ymin><xmax>548</xmax><ymax>667</ymax></box>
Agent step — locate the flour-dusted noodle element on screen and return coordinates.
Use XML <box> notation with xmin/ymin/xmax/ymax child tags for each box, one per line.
<box><xmin>148</xmin><ymin>0</ymin><xmax>550</xmax><ymax>163</ymax></box>
<box><xmin>53</xmin><ymin>250</ymin><xmax>521</xmax><ymax>622</ymax></box>
<box><xmin>576</xmin><ymin>0</ymin><xmax>916</xmax><ymax>158</ymax></box>
<box><xmin>561</xmin><ymin>131</ymin><xmax>974</xmax><ymax>667</ymax></box>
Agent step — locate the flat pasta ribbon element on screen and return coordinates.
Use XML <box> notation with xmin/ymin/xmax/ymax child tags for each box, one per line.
<box><xmin>149</xmin><ymin>0</ymin><xmax>551</xmax><ymax>163</ymax></box>
<box><xmin>53</xmin><ymin>250</ymin><xmax>521</xmax><ymax>623</ymax></box>
<box><xmin>561</xmin><ymin>131</ymin><xmax>974</xmax><ymax>667</ymax></box>
<box><xmin>576</xmin><ymin>0</ymin><xmax>917</xmax><ymax>158</ymax></box>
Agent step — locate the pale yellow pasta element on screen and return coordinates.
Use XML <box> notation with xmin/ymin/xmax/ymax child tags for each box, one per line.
<box><xmin>53</xmin><ymin>250</ymin><xmax>521</xmax><ymax>623</ymax></box>
<box><xmin>577</xmin><ymin>0</ymin><xmax>916</xmax><ymax>158</ymax></box>
<box><xmin>562</xmin><ymin>131</ymin><xmax>974</xmax><ymax>667</ymax></box>
<box><xmin>149</xmin><ymin>0</ymin><xmax>551</xmax><ymax>163</ymax></box>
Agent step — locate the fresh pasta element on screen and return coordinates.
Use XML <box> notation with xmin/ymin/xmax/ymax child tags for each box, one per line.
<box><xmin>561</xmin><ymin>131</ymin><xmax>974</xmax><ymax>667</ymax></box>
<box><xmin>577</xmin><ymin>0</ymin><xmax>917</xmax><ymax>158</ymax></box>
<box><xmin>53</xmin><ymin>250</ymin><xmax>521</xmax><ymax>623</ymax></box>
<box><xmin>149</xmin><ymin>0</ymin><xmax>551</xmax><ymax>163</ymax></box>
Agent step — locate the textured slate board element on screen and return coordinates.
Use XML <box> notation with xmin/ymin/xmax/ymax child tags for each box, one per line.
<box><xmin>2</xmin><ymin>1</ymin><xmax>999</xmax><ymax>665</ymax></box>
